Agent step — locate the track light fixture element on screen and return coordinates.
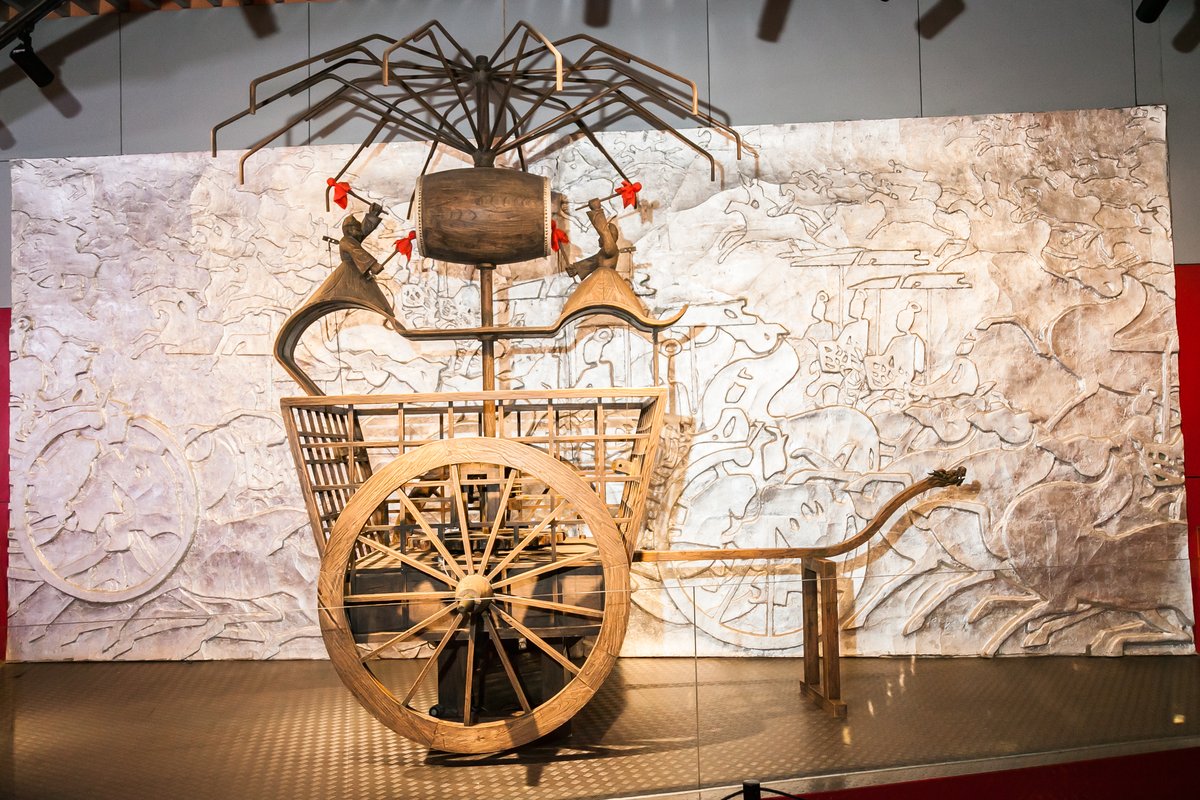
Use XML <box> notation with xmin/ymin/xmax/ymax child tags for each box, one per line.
<box><xmin>9</xmin><ymin>30</ymin><xmax>55</xmax><ymax>88</ymax></box>
<box><xmin>1136</xmin><ymin>0</ymin><xmax>1171</xmax><ymax>23</ymax></box>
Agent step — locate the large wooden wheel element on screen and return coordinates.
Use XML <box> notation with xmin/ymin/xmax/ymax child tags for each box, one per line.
<box><xmin>318</xmin><ymin>438</ymin><xmax>630</xmax><ymax>753</ymax></box>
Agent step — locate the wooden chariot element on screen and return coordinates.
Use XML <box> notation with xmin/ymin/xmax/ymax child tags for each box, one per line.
<box><xmin>282</xmin><ymin>385</ymin><xmax>962</xmax><ymax>752</ymax></box>
<box><xmin>214</xmin><ymin>21</ymin><xmax>967</xmax><ymax>753</ymax></box>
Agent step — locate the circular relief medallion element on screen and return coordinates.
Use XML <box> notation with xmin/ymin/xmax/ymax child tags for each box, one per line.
<box><xmin>15</xmin><ymin>411</ymin><xmax>199</xmax><ymax>604</ymax></box>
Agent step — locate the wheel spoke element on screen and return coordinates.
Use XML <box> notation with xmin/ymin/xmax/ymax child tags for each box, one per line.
<box><xmin>344</xmin><ymin>590</ymin><xmax>456</xmax><ymax>604</ymax></box>
<box><xmin>484</xmin><ymin>612</ymin><xmax>531</xmax><ymax>713</ymax></box>
<box><xmin>401</xmin><ymin>614</ymin><xmax>463</xmax><ymax>707</ymax></box>
<box><xmin>491</xmin><ymin>606</ymin><xmax>580</xmax><ymax>676</ymax></box>
<box><xmin>447</xmin><ymin>465</ymin><xmax>475</xmax><ymax>574</ymax></box>
<box><xmin>485</xmin><ymin>498</ymin><xmax>569</xmax><ymax>580</ymax></box>
<box><xmin>357</xmin><ymin>535</ymin><xmax>458</xmax><ymax>587</ymax></box>
<box><xmin>361</xmin><ymin>602</ymin><xmax>458</xmax><ymax>662</ymax></box>
<box><xmin>478</xmin><ymin>468</ymin><xmax>518</xmax><ymax>574</ymax></box>
<box><xmin>495</xmin><ymin>593</ymin><xmax>604</xmax><ymax>620</ymax></box>
<box><xmin>715</xmin><ymin>569</ymin><xmax>749</xmax><ymax>624</ymax></box>
<box><xmin>491</xmin><ymin>548</ymin><xmax>600</xmax><ymax>591</ymax></box>
<box><xmin>462</xmin><ymin>617</ymin><xmax>478</xmax><ymax>725</ymax></box>
<box><xmin>57</xmin><ymin>548</ymin><xmax>107</xmax><ymax>578</ymax></box>
<box><xmin>396</xmin><ymin>489</ymin><xmax>467</xmax><ymax>580</ymax></box>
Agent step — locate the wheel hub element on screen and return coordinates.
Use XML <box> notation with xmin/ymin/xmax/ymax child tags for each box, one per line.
<box><xmin>455</xmin><ymin>574</ymin><xmax>494</xmax><ymax>616</ymax></box>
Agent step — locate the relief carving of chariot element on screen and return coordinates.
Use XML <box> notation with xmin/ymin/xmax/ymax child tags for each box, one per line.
<box><xmin>215</xmin><ymin>21</ymin><xmax>964</xmax><ymax>753</ymax></box>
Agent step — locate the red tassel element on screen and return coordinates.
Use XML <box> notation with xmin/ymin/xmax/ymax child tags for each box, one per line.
<box><xmin>327</xmin><ymin>177</ymin><xmax>351</xmax><ymax>210</ymax></box>
<box><xmin>550</xmin><ymin>220</ymin><xmax>570</xmax><ymax>252</ymax></box>
<box><xmin>395</xmin><ymin>231</ymin><xmax>417</xmax><ymax>264</ymax></box>
<box><xmin>617</xmin><ymin>180</ymin><xmax>642</xmax><ymax>208</ymax></box>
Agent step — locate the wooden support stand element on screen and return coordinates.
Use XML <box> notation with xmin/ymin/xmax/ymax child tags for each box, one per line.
<box><xmin>799</xmin><ymin>557</ymin><xmax>847</xmax><ymax>718</ymax></box>
<box><xmin>634</xmin><ymin>469</ymin><xmax>966</xmax><ymax>721</ymax></box>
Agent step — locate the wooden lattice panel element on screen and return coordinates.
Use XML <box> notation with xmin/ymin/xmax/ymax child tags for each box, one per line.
<box><xmin>282</xmin><ymin>388</ymin><xmax>666</xmax><ymax>555</ymax></box>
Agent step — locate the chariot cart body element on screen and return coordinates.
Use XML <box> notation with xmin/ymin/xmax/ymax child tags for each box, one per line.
<box><xmin>216</xmin><ymin>22</ymin><xmax>964</xmax><ymax>753</ymax></box>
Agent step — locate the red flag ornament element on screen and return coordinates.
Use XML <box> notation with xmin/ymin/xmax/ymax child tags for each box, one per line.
<box><xmin>395</xmin><ymin>231</ymin><xmax>417</xmax><ymax>264</ymax></box>
<box><xmin>550</xmin><ymin>220</ymin><xmax>570</xmax><ymax>252</ymax></box>
<box><xmin>327</xmin><ymin>177</ymin><xmax>351</xmax><ymax>209</ymax></box>
<box><xmin>617</xmin><ymin>180</ymin><xmax>642</xmax><ymax>208</ymax></box>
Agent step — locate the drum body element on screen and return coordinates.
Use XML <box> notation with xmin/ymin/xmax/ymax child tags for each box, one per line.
<box><xmin>415</xmin><ymin>167</ymin><xmax>551</xmax><ymax>265</ymax></box>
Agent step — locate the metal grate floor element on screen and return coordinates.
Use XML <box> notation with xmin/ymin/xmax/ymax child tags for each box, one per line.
<box><xmin>2</xmin><ymin>656</ymin><xmax>1198</xmax><ymax>800</ymax></box>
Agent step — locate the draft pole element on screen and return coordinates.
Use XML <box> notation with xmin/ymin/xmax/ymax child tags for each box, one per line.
<box><xmin>478</xmin><ymin>262</ymin><xmax>497</xmax><ymax>436</ymax></box>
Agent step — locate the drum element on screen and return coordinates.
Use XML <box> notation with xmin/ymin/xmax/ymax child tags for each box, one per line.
<box><xmin>415</xmin><ymin>167</ymin><xmax>552</xmax><ymax>265</ymax></box>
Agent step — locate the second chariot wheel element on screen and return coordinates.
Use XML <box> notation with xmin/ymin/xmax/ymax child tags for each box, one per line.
<box><xmin>318</xmin><ymin>437</ymin><xmax>630</xmax><ymax>753</ymax></box>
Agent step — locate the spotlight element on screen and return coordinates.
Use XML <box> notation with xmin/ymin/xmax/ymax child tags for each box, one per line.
<box><xmin>1136</xmin><ymin>0</ymin><xmax>1170</xmax><ymax>23</ymax></box>
<box><xmin>10</xmin><ymin>31</ymin><xmax>55</xmax><ymax>88</ymax></box>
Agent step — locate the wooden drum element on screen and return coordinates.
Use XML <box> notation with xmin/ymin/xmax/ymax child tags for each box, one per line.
<box><xmin>415</xmin><ymin>167</ymin><xmax>552</xmax><ymax>265</ymax></box>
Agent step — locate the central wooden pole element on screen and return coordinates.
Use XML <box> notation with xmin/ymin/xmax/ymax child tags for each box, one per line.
<box><xmin>478</xmin><ymin>263</ymin><xmax>497</xmax><ymax>436</ymax></box>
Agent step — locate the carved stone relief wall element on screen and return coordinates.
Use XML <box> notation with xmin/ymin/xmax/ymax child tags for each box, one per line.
<box><xmin>8</xmin><ymin>107</ymin><xmax>1192</xmax><ymax>660</ymax></box>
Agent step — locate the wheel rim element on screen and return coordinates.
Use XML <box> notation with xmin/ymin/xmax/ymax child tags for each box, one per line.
<box><xmin>319</xmin><ymin>438</ymin><xmax>630</xmax><ymax>753</ymax></box>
